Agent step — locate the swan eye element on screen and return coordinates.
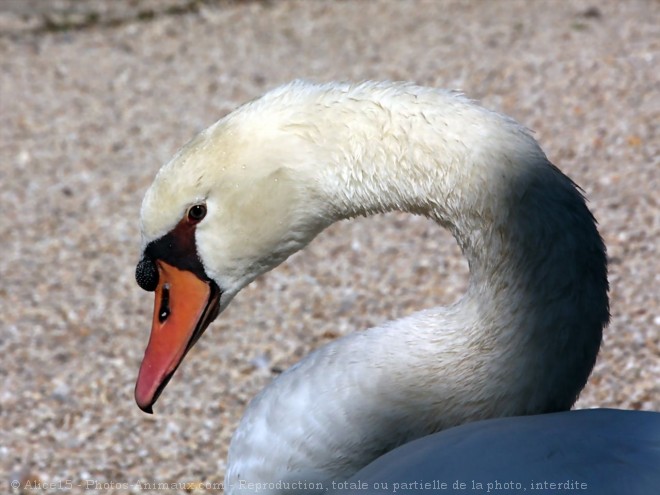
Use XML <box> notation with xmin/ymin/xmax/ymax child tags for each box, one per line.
<box><xmin>135</xmin><ymin>256</ymin><xmax>158</xmax><ymax>292</ymax></box>
<box><xmin>187</xmin><ymin>204</ymin><xmax>207</xmax><ymax>223</ymax></box>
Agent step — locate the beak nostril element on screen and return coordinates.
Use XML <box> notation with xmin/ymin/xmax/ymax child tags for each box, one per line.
<box><xmin>159</xmin><ymin>283</ymin><xmax>171</xmax><ymax>323</ymax></box>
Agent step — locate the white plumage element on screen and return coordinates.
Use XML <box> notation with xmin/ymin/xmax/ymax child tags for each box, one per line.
<box><xmin>137</xmin><ymin>81</ymin><xmax>660</xmax><ymax>495</ymax></box>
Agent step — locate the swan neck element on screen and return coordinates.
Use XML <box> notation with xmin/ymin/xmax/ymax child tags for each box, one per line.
<box><xmin>307</xmin><ymin>98</ymin><xmax>609</xmax><ymax>392</ymax></box>
<box><xmin>225</xmin><ymin>83</ymin><xmax>609</xmax><ymax>493</ymax></box>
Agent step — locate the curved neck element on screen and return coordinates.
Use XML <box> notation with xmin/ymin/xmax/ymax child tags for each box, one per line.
<box><xmin>309</xmin><ymin>99</ymin><xmax>609</xmax><ymax>405</ymax></box>
<box><xmin>226</xmin><ymin>84</ymin><xmax>609</xmax><ymax>492</ymax></box>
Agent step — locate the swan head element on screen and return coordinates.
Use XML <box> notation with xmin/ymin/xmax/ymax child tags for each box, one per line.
<box><xmin>134</xmin><ymin>102</ymin><xmax>328</xmax><ymax>413</ymax></box>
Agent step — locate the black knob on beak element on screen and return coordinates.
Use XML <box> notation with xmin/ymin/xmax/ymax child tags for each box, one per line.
<box><xmin>135</xmin><ymin>256</ymin><xmax>159</xmax><ymax>292</ymax></box>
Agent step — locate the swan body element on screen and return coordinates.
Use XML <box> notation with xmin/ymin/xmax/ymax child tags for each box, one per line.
<box><xmin>133</xmin><ymin>81</ymin><xmax>657</xmax><ymax>494</ymax></box>
<box><xmin>346</xmin><ymin>409</ymin><xmax>660</xmax><ymax>495</ymax></box>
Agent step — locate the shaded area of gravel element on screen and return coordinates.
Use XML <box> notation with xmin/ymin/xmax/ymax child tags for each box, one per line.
<box><xmin>1</xmin><ymin>0</ymin><xmax>658</xmax><ymax>493</ymax></box>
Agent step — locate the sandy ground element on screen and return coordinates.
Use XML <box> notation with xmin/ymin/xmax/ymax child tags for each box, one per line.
<box><xmin>1</xmin><ymin>0</ymin><xmax>658</xmax><ymax>493</ymax></box>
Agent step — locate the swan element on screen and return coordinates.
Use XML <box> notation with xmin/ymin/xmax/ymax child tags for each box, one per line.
<box><xmin>133</xmin><ymin>81</ymin><xmax>660</xmax><ymax>494</ymax></box>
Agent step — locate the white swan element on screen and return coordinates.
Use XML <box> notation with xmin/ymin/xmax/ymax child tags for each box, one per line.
<box><xmin>133</xmin><ymin>81</ymin><xmax>660</xmax><ymax>494</ymax></box>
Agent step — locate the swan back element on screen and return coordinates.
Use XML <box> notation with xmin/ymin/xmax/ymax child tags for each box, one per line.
<box><xmin>346</xmin><ymin>409</ymin><xmax>660</xmax><ymax>495</ymax></box>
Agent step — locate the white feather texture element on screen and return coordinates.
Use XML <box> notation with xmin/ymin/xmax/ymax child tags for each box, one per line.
<box><xmin>137</xmin><ymin>81</ymin><xmax>659</xmax><ymax>495</ymax></box>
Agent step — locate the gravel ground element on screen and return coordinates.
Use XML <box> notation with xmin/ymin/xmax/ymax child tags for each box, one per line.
<box><xmin>1</xmin><ymin>0</ymin><xmax>658</xmax><ymax>493</ymax></box>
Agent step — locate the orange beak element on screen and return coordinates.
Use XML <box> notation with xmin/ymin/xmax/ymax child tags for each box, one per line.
<box><xmin>135</xmin><ymin>261</ymin><xmax>220</xmax><ymax>413</ymax></box>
